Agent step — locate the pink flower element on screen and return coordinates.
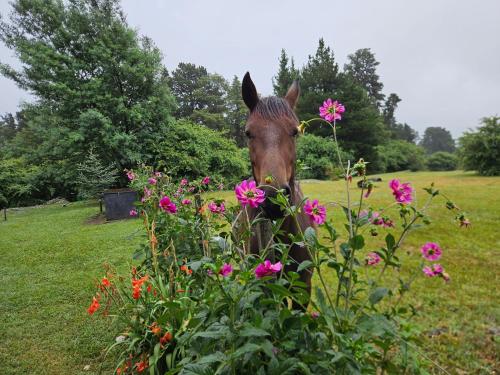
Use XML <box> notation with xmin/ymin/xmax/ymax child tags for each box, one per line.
<box><xmin>389</xmin><ymin>179</ymin><xmax>413</xmax><ymax>205</ymax></box>
<box><xmin>371</xmin><ymin>212</ymin><xmax>394</xmax><ymax>228</ymax></box>
<box><xmin>148</xmin><ymin>178</ymin><xmax>157</xmax><ymax>185</ymax></box>
<box><xmin>181</xmin><ymin>199</ymin><xmax>191</xmax><ymax>205</ymax></box>
<box><xmin>319</xmin><ymin>99</ymin><xmax>345</xmax><ymax>122</ymax></box>
<box><xmin>432</xmin><ymin>264</ymin><xmax>443</xmax><ymax>274</ymax></box>
<box><xmin>126</xmin><ymin>170</ymin><xmax>136</xmax><ymax>181</ymax></box>
<box><xmin>143</xmin><ymin>187</ymin><xmax>152</xmax><ymax>198</ymax></box>
<box><xmin>235</xmin><ymin>180</ymin><xmax>266</xmax><ymax>208</ymax></box>
<box><xmin>202</xmin><ymin>176</ymin><xmax>210</xmax><ymax>185</ymax></box>
<box><xmin>188</xmin><ymin>186</ymin><xmax>195</xmax><ymax>193</ymax></box>
<box><xmin>159</xmin><ymin>196</ymin><xmax>177</xmax><ymax>214</ymax></box>
<box><xmin>366</xmin><ymin>252</ymin><xmax>381</xmax><ymax>266</ymax></box>
<box><xmin>218</xmin><ymin>183</ymin><xmax>224</xmax><ymax>190</ymax></box>
<box><xmin>303</xmin><ymin>199</ymin><xmax>327</xmax><ymax>225</ymax></box>
<box><xmin>421</xmin><ymin>242</ymin><xmax>442</xmax><ymax>261</ymax></box>
<box><xmin>219</xmin><ymin>263</ymin><xmax>233</xmax><ymax>277</ymax></box>
<box><xmin>422</xmin><ymin>266</ymin><xmax>435</xmax><ymax>277</ymax></box>
<box><xmin>208</xmin><ymin>201</ymin><xmax>225</xmax><ymax>214</ymax></box>
<box><xmin>129</xmin><ymin>209</ymin><xmax>138</xmax><ymax>217</ymax></box>
<box><xmin>180</xmin><ymin>178</ymin><xmax>188</xmax><ymax>186</ymax></box>
<box><xmin>154</xmin><ymin>171</ymin><xmax>162</xmax><ymax>177</ymax></box>
<box><xmin>255</xmin><ymin>260</ymin><xmax>282</xmax><ymax>278</ymax></box>
<box><xmin>311</xmin><ymin>311</ymin><xmax>320</xmax><ymax>319</ymax></box>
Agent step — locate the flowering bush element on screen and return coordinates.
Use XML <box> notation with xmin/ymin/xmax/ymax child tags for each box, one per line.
<box><xmin>88</xmin><ymin>100</ymin><xmax>470</xmax><ymax>374</ymax></box>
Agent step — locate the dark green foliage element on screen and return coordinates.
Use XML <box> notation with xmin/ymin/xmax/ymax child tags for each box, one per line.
<box><xmin>420</xmin><ymin>127</ymin><xmax>455</xmax><ymax>154</ymax></box>
<box><xmin>458</xmin><ymin>116</ymin><xmax>499</xmax><ymax>176</ymax></box>
<box><xmin>75</xmin><ymin>148</ymin><xmax>118</xmax><ymax>199</ymax></box>
<box><xmin>296</xmin><ymin>134</ymin><xmax>352</xmax><ymax>179</ymax></box>
<box><xmin>0</xmin><ymin>158</ymin><xmax>40</xmax><ymax>207</ymax></box>
<box><xmin>155</xmin><ymin>120</ymin><xmax>249</xmax><ymax>184</ymax></box>
<box><xmin>0</xmin><ymin>0</ymin><xmax>175</xmax><ymax>199</ymax></box>
<box><xmin>376</xmin><ymin>140</ymin><xmax>426</xmax><ymax>172</ymax></box>
<box><xmin>426</xmin><ymin>152</ymin><xmax>458</xmax><ymax>171</ymax></box>
<box><xmin>272</xmin><ymin>49</ymin><xmax>299</xmax><ymax>97</ymax></box>
<box><xmin>344</xmin><ymin>48</ymin><xmax>385</xmax><ymax>108</ymax></box>
<box><xmin>382</xmin><ymin>93</ymin><xmax>401</xmax><ymax>127</ymax></box>
<box><xmin>226</xmin><ymin>76</ymin><xmax>248</xmax><ymax>147</ymax></box>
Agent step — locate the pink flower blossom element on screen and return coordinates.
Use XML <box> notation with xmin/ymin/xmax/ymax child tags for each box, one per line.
<box><xmin>180</xmin><ymin>178</ymin><xmax>188</xmax><ymax>186</ymax></box>
<box><xmin>235</xmin><ymin>180</ymin><xmax>266</xmax><ymax>208</ymax></box>
<box><xmin>421</xmin><ymin>242</ymin><xmax>442</xmax><ymax>261</ymax></box>
<box><xmin>148</xmin><ymin>178</ymin><xmax>157</xmax><ymax>185</ymax></box>
<box><xmin>143</xmin><ymin>187</ymin><xmax>152</xmax><ymax>198</ymax></box>
<box><xmin>303</xmin><ymin>199</ymin><xmax>327</xmax><ymax>225</ymax></box>
<box><xmin>389</xmin><ymin>179</ymin><xmax>413</xmax><ymax>205</ymax></box>
<box><xmin>188</xmin><ymin>186</ymin><xmax>195</xmax><ymax>193</ymax></box>
<box><xmin>181</xmin><ymin>199</ymin><xmax>191</xmax><ymax>205</ymax></box>
<box><xmin>159</xmin><ymin>196</ymin><xmax>177</xmax><ymax>214</ymax></box>
<box><xmin>126</xmin><ymin>170</ymin><xmax>136</xmax><ymax>181</ymax></box>
<box><xmin>202</xmin><ymin>176</ymin><xmax>210</xmax><ymax>185</ymax></box>
<box><xmin>154</xmin><ymin>171</ymin><xmax>162</xmax><ymax>177</ymax></box>
<box><xmin>311</xmin><ymin>311</ymin><xmax>320</xmax><ymax>319</ymax></box>
<box><xmin>366</xmin><ymin>252</ymin><xmax>381</xmax><ymax>266</ymax></box>
<box><xmin>208</xmin><ymin>201</ymin><xmax>225</xmax><ymax>214</ymax></box>
<box><xmin>319</xmin><ymin>99</ymin><xmax>345</xmax><ymax>122</ymax></box>
<box><xmin>219</xmin><ymin>263</ymin><xmax>233</xmax><ymax>277</ymax></box>
<box><xmin>255</xmin><ymin>260</ymin><xmax>282</xmax><ymax>278</ymax></box>
<box><xmin>129</xmin><ymin>209</ymin><xmax>138</xmax><ymax>217</ymax></box>
<box><xmin>432</xmin><ymin>264</ymin><xmax>443</xmax><ymax>274</ymax></box>
<box><xmin>422</xmin><ymin>266</ymin><xmax>435</xmax><ymax>277</ymax></box>
<box><xmin>371</xmin><ymin>212</ymin><xmax>394</xmax><ymax>228</ymax></box>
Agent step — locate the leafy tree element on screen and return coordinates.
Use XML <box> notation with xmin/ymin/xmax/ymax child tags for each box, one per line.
<box><xmin>296</xmin><ymin>134</ymin><xmax>352</xmax><ymax>180</ymax></box>
<box><xmin>76</xmin><ymin>147</ymin><xmax>119</xmax><ymax>199</ymax></box>
<box><xmin>382</xmin><ymin>93</ymin><xmax>401</xmax><ymax>127</ymax></box>
<box><xmin>458</xmin><ymin>116</ymin><xmax>499</xmax><ymax>176</ymax></box>
<box><xmin>155</xmin><ymin>120</ymin><xmax>249</xmax><ymax>185</ymax></box>
<box><xmin>376</xmin><ymin>140</ymin><xmax>426</xmax><ymax>172</ymax></box>
<box><xmin>426</xmin><ymin>152</ymin><xmax>458</xmax><ymax>171</ymax></box>
<box><xmin>168</xmin><ymin>63</ymin><xmax>209</xmax><ymax>118</ymax></box>
<box><xmin>226</xmin><ymin>76</ymin><xmax>248</xmax><ymax>147</ymax></box>
<box><xmin>420</xmin><ymin>126</ymin><xmax>455</xmax><ymax>154</ymax></box>
<box><xmin>273</xmin><ymin>49</ymin><xmax>299</xmax><ymax>97</ymax></box>
<box><xmin>344</xmin><ymin>48</ymin><xmax>385</xmax><ymax>108</ymax></box>
<box><xmin>0</xmin><ymin>0</ymin><xmax>175</xmax><ymax>199</ymax></box>
<box><xmin>0</xmin><ymin>157</ymin><xmax>40</xmax><ymax>207</ymax></box>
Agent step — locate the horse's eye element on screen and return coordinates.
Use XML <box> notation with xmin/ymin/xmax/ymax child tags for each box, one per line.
<box><xmin>245</xmin><ymin>130</ymin><xmax>252</xmax><ymax>138</ymax></box>
<box><xmin>292</xmin><ymin>128</ymin><xmax>299</xmax><ymax>137</ymax></box>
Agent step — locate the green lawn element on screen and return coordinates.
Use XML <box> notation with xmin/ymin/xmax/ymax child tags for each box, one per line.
<box><xmin>0</xmin><ymin>171</ymin><xmax>498</xmax><ymax>374</ymax></box>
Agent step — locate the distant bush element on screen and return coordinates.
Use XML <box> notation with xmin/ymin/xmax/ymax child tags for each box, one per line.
<box><xmin>458</xmin><ymin>116</ymin><xmax>499</xmax><ymax>176</ymax></box>
<box><xmin>296</xmin><ymin>134</ymin><xmax>352</xmax><ymax>179</ymax></box>
<box><xmin>426</xmin><ymin>152</ymin><xmax>458</xmax><ymax>171</ymax></box>
<box><xmin>376</xmin><ymin>140</ymin><xmax>426</xmax><ymax>172</ymax></box>
<box><xmin>155</xmin><ymin>120</ymin><xmax>249</xmax><ymax>185</ymax></box>
<box><xmin>0</xmin><ymin>157</ymin><xmax>40</xmax><ymax>207</ymax></box>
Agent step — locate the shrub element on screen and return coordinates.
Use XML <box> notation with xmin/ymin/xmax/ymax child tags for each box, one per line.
<box><xmin>0</xmin><ymin>157</ymin><xmax>40</xmax><ymax>207</ymax></box>
<box><xmin>296</xmin><ymin>134</ymin><xmax>352</xmax><ymax>179</ymax></box>
<box><xmin>426</xmin><ymin>152</ymin><xmax>458</xmax><ymax>171</ymax></box>
<box><xmin>155</xmin><ymin>120</ymin><xmax>249</xmax><ymax>185</ymax></box>
<box><xmin>76</xmin><ymin>148</ymin><xmax>118</xmax><ymax>200</ymax></box>
<box><xmin>458</xmin><ymin>116</ymin><xmax>500</xmax><ymax>176</ymax></box>
<box><xmin>376</xmin><ymin>140</ymin><xmax>426</xmax><ymax>172</ymax></box>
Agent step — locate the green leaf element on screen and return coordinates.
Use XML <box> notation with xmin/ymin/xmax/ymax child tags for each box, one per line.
<box><xmin>349</xmin><ymin>235</ymin><xmax>365</xmax><ymax>250</ymax></box>
<box><xmin>385</xmin><ymin>233</ymin><xmax>395</xmax><ymax>252</ymax></box>
<box><xmin>229</xmin><ymin>343</ymin><xmax>261</xmax><ymax>359</ymax></box>
<box><xmin>297</xmin><ymin>260</ymin><xmax>314</xmax><ymax>272</ymax></box>
<box><xmin>303</xmin><ymin>226</ymin><xmax>317</xmax><ymax>246</ymax></box>
<box><xmin>369</xmin><ymin>287</ymin><xmax>389</xmax><ymax>305</ymax></box>
<box><xmin>240</xmin><ymin>327</ymin><xmax>270</xmax><ymax>337</ymax></box>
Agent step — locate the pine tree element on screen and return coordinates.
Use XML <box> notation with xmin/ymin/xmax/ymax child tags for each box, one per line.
<box><xmin>76</xmin><ymin>147</ymin><xmax>118</xmax><ymax>200</ymax></box>
<box><xmin>226</xmin><ymin>76</ymin><xmax>248</xmax><ymax>147</ymax></box>
<box><xmin>273</xmin><ymin>49</ymin><xmax>299</xmax><ymax>97</ymax></box>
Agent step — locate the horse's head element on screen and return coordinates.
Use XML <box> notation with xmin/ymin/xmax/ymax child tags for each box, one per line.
<box><xmin>242</xmin><ymin>72</ymin><xmax>300</xmax><ymax>218</ymax></box>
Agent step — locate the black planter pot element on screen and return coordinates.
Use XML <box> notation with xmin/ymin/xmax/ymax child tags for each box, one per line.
<box><xmin>103</xmin><ymin>189</ymin><xmax>137</xmax><ymax>221</ymax></box>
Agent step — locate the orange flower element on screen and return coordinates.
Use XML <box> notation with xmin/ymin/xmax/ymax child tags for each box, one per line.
<box><xmin>150</xmin><ymin>322</ymin><xmax>161</xmax><ymax>336</ymax></box>
<box><xmin>132</xmin><ymin>275</ymin><xmax>149</xmax><ymax>300</ymax></box>
<box><xmin>87</xmin><ymin>296</ymin><xmax>100</xmax><ymax>315</ymax></box>
<box><xmin>180</xmin><ymin>265</ymin><xmax>193</xmax><ymax>275</ymax></box>
<box><xmin>160</xmin><ymin>331</ymin><xmax>172</xmax><ymax>346</ymax></box>
<box><xmin>101</xmin><ymin>277</ymin><xmax>111</xmax><ymax>287</ymax></box>
<box><xmin>135</xmin><ymin>360</ymin><xmax>148</xmax><ymax>373</ymax></box>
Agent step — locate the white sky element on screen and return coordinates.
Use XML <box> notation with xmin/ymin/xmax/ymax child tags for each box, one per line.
<box><xmin>1</xmin><ymin>0</ymin><xmax>499</xmax><ymax>138</ymax></box>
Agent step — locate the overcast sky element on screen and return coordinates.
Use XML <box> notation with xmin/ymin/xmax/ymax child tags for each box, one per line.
<box><xmin>1</xmin><ymin>0</ymin><xmax>499</xmax><ymax>138</ymax></box>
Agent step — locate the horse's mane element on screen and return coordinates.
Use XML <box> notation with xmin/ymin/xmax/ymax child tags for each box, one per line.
<box><xmin>253</xmin><ymin>97</ymin><xmax>298</xmax><ymax>122</ymax></box>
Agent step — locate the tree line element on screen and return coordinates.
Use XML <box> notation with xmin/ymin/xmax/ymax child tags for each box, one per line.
<box><xmin>0</xmin><ymin>0</ymin><xmax>497</xmax><ymax>208</ymax></box>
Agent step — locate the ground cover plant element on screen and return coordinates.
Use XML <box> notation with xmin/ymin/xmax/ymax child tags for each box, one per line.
<box><xmin>0</xmin><ymin>170</ymin><xmax>498</xmax><ymax>374</ymax></box>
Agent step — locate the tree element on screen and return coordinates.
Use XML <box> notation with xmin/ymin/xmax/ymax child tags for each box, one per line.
<box><xmin>0</xmin><ymin>0</ymin><xmax>175</xmax><ymax>198</ymax></box>
<box><xmin>382</xmin><ymin>93</ymin><xmax>401</xmax><ymax>127</ymax></box>
<box><xmin>76</xmin><ymin>147</ymin><xmax>119</xmax><ymax>199</ymax></box>
<box><xmin>273</xmin><ymin>49</ymin><xmax>299</xmax><ymax>97</ymax></box>
<box><xmin>344</xmin><ymin>48</ymin><xmax>385</xmax><ymax>108</ymax></box>
<box><xmin>426</xmin><ymin>152</ymin><xmax>458</xmax><ymax>171</ymax></box>
<box><xmin>226</xmin><ymin>76</ymin><xmax>248</xmax><ymax>147</ymax></box>
<box><xmin>420</xmin><ymin>127</ymin><xmax>455</xmax><ymax>154</ymax></box>
<box><xmin>168</xmin><ymin>62</ymin><xmax>209</xmax><ymax>118</ymax></box>
<box><xmin>389</xmin><ymin>122</ymin><xmax>418</xmax><ymax>143</ymax></box>
<box><xmin>458</xmin><ymin>116</ymin><xmax>499</xmax><ymax>176</ymax></box>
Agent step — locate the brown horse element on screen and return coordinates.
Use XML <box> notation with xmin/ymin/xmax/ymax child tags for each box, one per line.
<box><xmin>240</xmin><ymin>72</ymin><xmax>313</xmax><ymax>303</ymax></box>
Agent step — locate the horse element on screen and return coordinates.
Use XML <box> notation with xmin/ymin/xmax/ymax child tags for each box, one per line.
<box><xmin>240</xmin><ymin>72</ymin><xmax>313</xmax><ymax>305</ymax></box>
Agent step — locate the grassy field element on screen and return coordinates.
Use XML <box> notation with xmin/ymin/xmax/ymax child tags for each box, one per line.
<box><xmin>0</xmin><ymin>171</ymin><xmax>498</xmax><ymax>374</ymax></box>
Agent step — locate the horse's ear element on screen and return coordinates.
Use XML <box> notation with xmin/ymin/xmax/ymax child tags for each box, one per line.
<box><xmin>242</xmin><ymin>72</ymin><xmax>259</xmax><ymax>111</ymax></box>
<box><xmin>284</xmin><ymin>80</ymin><xmax>300</xmax><ymax>109</ymax></box>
